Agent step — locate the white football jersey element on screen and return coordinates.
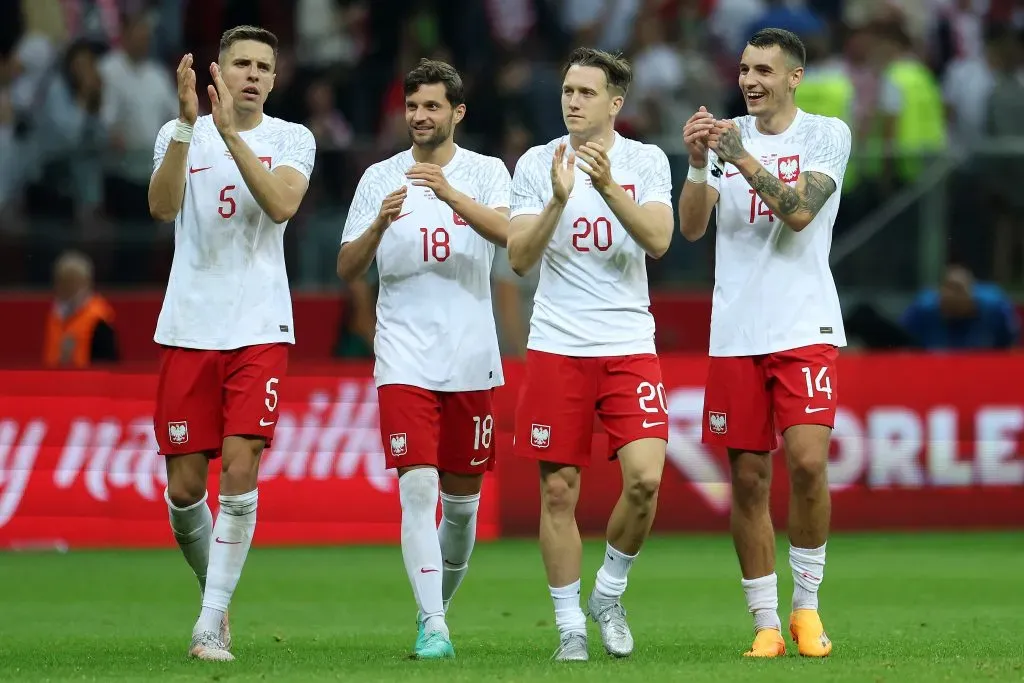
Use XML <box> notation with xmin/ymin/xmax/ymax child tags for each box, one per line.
<box><xmin>341</xmin><ymin>146</ymin><xmax>510</xmax><ymax>392</ymax></box>
<box><xmin>151</xmin><ymin>115</ymin><xmax>316</xmax><ymax>350</ymax></box>
<box><xmin>510</xmin><ymin>132</ymin><xmax>672</xmax><ymax>356</ymax></box>
<box><xmin>707</xmin><ymin>109</ymin><xmax>851</xmax><ymax>357</ymax></box>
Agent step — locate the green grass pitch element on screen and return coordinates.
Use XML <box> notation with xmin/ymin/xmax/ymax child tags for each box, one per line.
<box><xmin>1</xmin><ymin>532</ymin><xmax>1022</xmax><ymax>682</ymax></box>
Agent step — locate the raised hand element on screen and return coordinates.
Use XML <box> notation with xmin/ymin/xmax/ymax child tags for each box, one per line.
<box><xmin>708</xmin><ymin>119</ymin><xmax>746</xmax><ymax>165</ymax></box>
<box><xmin>576</xmin><ymin>140</ymin><xmax>613</xmax><ymax>194</ymax></box>
<box><xmin>376</xmin><ymin>186</ymin><xmax>408</xmax><ymax>230</ymax></box>
<box><xmin>176</xmin><ymin>53</ymin><xmax>198</xmax><ymax>125</ymax></box>
<box><xmin>683</xmin><ymin>106</ymin><xmax>715</xmax><ymax>167</ymax></box>
<box><xmin>406</xmin><ymin>163</ymin><xmax>454</xmax><ymax>203</ymax></box>
<box><xmin>207</xmin><ymin>63</ymin><xmax>235</xmax><ymax>137</ymax></box>
<box><xmin>550</xmin><ymin>142</ymin><xmax>576</xmax><ymax>203</ymax></box>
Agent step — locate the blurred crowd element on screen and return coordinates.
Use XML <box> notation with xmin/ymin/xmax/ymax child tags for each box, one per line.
<box><xmin>2</xmin><ymin>0</ymin><xmax>1024</xmax><ymax>358</ymax></box>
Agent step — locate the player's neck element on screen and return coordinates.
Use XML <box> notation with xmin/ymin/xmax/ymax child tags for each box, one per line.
<box><xmin>569</xmin><ymin>128</ymin><xmax>615</xmax><ymax>151</ymax></box>
<box><xmin>754</xmin><ymin>104</ymin><xmax>798</xmax><ymax>136</ymax></box>
<box><xmin>411</xmin><ymin>139</ymin><xmax>457</xmax><ymax>166</ymax></box>
<box><xmin>233</xmin><ymin>109</ymin><xmax>264</xmax><ymax>132</ymax></box>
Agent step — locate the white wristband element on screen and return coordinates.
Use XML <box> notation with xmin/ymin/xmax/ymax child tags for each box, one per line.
<box><xmin>687</xmin><ymin>165</ymin><xmax>708</xmax><ymax>183</ymax></box>
<box><xmin>172</xmin><ymin>120</ymin><xmax>194</xmax><ymax>143</ymax></box>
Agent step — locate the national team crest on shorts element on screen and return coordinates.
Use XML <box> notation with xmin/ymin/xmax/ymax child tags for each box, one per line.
<box><xmin>778</xmin><ymin>155</ymin><xmax>800</xmax><ymax>183</ymax></box>
<box><xmin>708</xmin><ymin>411</ymin><xmax>728</xmax><ymax>435</ymax></box>
<box><xmin>389</xmin><ymin>433</ymin><xmax>408</xmax><ymax>457</ymax></box>
<box><xmin>530</xmin><ymin>424</ymin><xmax>551</xmax><ymax>448</ymax></box>
<box><xmin>168</xmin><ymin>421</ymin><xmax>189</xmax><ymax>444</ymax></box>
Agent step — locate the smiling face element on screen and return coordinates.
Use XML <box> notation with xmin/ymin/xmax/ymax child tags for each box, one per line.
<box><xmin>738</xmin><ymin>43</ymin><xmax>803</xmax><ymax>118</ymax></box>
<box><xmin>218</xmin><ymin>39</ymin><xmax>276</xmax><ymax>113</ymax></box>
<box><xmin>405</xmin><ymin>82</ymin><xmax>464</xmax><ymax>149</ymax></box>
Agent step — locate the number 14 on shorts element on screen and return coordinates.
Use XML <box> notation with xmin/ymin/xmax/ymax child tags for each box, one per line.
<box><xmin>802</xmin><ymin>366</ymin><xmax>832</xmax><ymax>413</ymax></box>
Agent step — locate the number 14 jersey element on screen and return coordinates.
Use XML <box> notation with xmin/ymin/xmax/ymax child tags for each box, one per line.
<box><xmin>341</xmin><ymin>146</ymin><xmax>511</xmax><ymax>392</ymax></box>
<box><xmin>510</xmin><ymin>132</ymin><xmax>673</xmax><ymax>357</ymax></box>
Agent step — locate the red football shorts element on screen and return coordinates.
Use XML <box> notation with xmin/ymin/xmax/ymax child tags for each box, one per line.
<box><xmin>376</xmin><ymin>384</ymin><xmax>496</xmax><ymax>475</ymax></box>
<box><xmin>513</xmin><ymin>350</ymin><xmax>669</xmax><ymax>467</ymax></box>
<box><xmin>702</xmin><ymin>344</ymin><xmax>839</xmax><ymax>452</ymax></box>
<box><xmin>154</xmin><ymin>343</ymin><xmax>289</xmax><ymax>457</ymax></box>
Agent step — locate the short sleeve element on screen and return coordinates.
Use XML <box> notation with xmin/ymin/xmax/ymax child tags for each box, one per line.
<box><xmin>802</xmin><ymin>119</ymin><xmax>852</xmax><ymax>187</ymax></box>
<box><xmin>341</xmin><ymin>166</ymin><xmax>384</xmax><ymax>245</ymax></box>
<box><xmin>479</xmin><ymin>158</ymin><xmax>512</xmax><ymax>209</ymax></box>
<box><xmin>706</xmin><ymin>149</ymin><xmax>723</xmax><ymax>193</ymax></box>
<box><xmin>636</xmin><ymin>145</ymin><xmax>673</xmax><ymax>206</ymax></box>
<box><xmin>152</xmin><ymin>119</ymin><xmax>176</xmax><ymax>177</ymax></box>
<box><xmin>274</xmin><ymin>124</ymin><xmax>317</xmax><ymax>180</ymax></box>
<box><xmin>510</xmin><ymin>150</ymin><xmax>546</xmax><ymax>219</ymax></box>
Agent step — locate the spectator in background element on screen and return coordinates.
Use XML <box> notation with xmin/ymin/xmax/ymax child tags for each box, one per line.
<box><xmin>100</xmin><ymin>12</ymin><xmax>178</xmax><ymax>222</ymax></box>
<box><xmin>901</xmin><ymin>264</ymin><xmax>1020</xmax><ymax>350</ymax></box>
<box><xmin>43</xmin><ymin>250</ymin><xmax>118</xmax><ymax>368</ymax></box>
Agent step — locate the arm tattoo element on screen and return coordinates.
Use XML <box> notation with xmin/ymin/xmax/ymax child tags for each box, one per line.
<box><xmin>718</xmin><ymin>127</ymin><xmax>746</xmax><ymax>161</ymax></box>
<box><xmin>748</xmin><ymin>170</ymin><xmax>837</xmax><ymax>219</ymax></box>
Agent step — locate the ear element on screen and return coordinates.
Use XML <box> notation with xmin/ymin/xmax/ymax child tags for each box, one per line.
<box><xmin>790</xmin><ymin>66</ymin><xmax>804</xmax><ymax>90</ymax></box>
<box><xmin>610</xmin><ymin>94</ymin><xmax>624</xmax><ymax>117</ymax></box>
<box><xmin>454</xmin><ymin>103</ymin><xmax>466</xmax><ymax>125</ymax></box>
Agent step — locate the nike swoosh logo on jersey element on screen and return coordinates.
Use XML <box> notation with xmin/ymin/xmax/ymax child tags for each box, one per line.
<box><xmin>725</xmin><ymin>167</ymin><xmax>741</xmax><ymax>177</ymax></box>
<box><xmin>394</xmin><ymin>211</ymin><xmax>413</xmax><ymax>221</ymax></box>
<box><xmin>642</xmin><ymin>420</ymin><xmax>665</xmax><ymax>428</ymax></box>
<box><xmin>804</xmin><ymin>406</ymin><xmax>829</xmax><ymax>414</ymax></box>
<box><xmin>260</xmin><ymin>418</ymin><xmax>275</xmax><ymax>426</ymax></box>
<box><xmin>189</xmin><ymin>166</ymin><xmax>212</xmax><ymax>174</ymax></box>
<box><xmin>470</xmin><ymin>456</ymin><xmax>489</xmax><ymax>466</ymax></box>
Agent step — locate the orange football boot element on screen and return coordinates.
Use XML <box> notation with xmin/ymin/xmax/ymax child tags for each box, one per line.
<box><xmin>789</xmin><ymin>609</ymin><xmax>832</xmax><ymax>657</ymax></box>
<box><xmin>743</xmin><ymin>628</ymin><xmax>786</xmax><ymax>658</ymax></box>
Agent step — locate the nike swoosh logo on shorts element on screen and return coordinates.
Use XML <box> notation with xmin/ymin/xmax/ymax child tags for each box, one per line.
<box><xmin>642</xmin><ymin>420</ymin><xmax>665</xmax><ymax>428</ymax></box>
<box><xmin>804</xmin><ymin>406</ymin><xmax>829</xmax><ymax>413</ymax></box>
<box><xmin>260</xmin><ymin>418</ymin><xmax>275</xmax><ymax>426</ymax></box>
<box><xmin>470</xmin><ymin>457</ymin><xmax>489</xmax><ymax>466</ymax></box>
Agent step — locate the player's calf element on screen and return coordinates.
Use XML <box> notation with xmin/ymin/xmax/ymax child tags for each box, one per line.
<box><xmin>539</xmin><ymin>464</ymin><xmax>587</xmax><ymax>642</ymax></box>
<box><xmin>399</xmin><ymin>467</ymin><xmax>449</xmax><ymax>641</ymax></box>
<box><xmin>437</xmin><ymin>472</ymin><xmax>482</xmax><ymax>613</ymax></box>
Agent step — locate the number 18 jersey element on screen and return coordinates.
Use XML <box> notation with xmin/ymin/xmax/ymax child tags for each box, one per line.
<box><xmin>341</xmin><ymin>146</ymin><xmax>511</xmax><ymax>392</ymax></box>
<box><xmin>510</xmin><ymin>133</ymin><xmax>673</xmax><ymax>357</ymax></box>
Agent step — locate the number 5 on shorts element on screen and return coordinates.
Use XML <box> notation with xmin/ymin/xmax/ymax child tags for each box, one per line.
<box><xmin>265</xmin><ymin>377</ymin><xmax>279</xmax><ymax>412</ymax></box>
<box><xmin>801</xmin><ymin>367</ymin><xmax>832</xmax><ymax>399</ymax></box>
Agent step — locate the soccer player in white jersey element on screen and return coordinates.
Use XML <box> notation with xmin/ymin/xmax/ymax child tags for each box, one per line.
<box><xmin>507</xmin><ymin>47</ymin><xmax>674</xmax><ymax>661</ymax></box>
<box><xmin>337</xmin><ymin>59</ymin><xmax>510</xmax><ymax>660</ymax></box>
<box><xmin>678</xmin><ymin>28</ymin><xmax>851</xmax><ymax>658</ymax></box>
<box><xmin>147</xmin><ymin>26</ymin><xmax>316</xmax><ymax>661</ymax></box>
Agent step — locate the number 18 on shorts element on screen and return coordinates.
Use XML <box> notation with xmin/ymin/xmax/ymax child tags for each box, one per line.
<box><xmin>376</xmin><ymin>384</ymin><xmax>496</xmax><ymax>475</ymax></box>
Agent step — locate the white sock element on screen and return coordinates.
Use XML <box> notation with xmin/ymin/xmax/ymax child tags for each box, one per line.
<box><xmin>195</xmin><ymin>490</ymin><xmax>258</xmax><ymax>634</ymax></box>
<box><xmin>594</xmin><ymin>542</ymin><xmax>636</xmax><ymax>603</ymax></box>
<box><xmin>550</xmin><ymin>580</ymin><xmax>586</xmax><ymax>637</ymax></box>
<box><xmin>400</xmin><ymin>468</ymin><xmax>448</xmax><ymax>637</ymax></box>
<box><xmin>438</xmin><ymin>491</ymin><xmax>479</xmax><ymax>612</ymax></box>
<box><xmin>741</xmin><ymin>573</ymin><xmax>782</xmax><ymax>632</ymax></box>
<box><xmin>165</xmin><ymin>488</ymin><xmax>212</xmax><ymax>595</ymax></box>
<box><xmin>790</xmin><ymin>543</ymin><xmax>826</xmax><ymax>611</ymax></box>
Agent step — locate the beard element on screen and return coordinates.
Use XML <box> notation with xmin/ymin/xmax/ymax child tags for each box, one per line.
<box><xmin>407</xmin><ymin>118</ymin><xmax>452</xmax><ymax>149</ymax></box>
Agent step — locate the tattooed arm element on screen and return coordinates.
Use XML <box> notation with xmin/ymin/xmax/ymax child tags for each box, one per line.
<box><xmin>712</xmin><ymin>121</ymin><xmax>842</xmax><ymax>232</ymax></box>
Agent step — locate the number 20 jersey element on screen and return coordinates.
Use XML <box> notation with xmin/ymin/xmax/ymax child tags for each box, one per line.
<box><xmin>510</xmin><ymin>132</ymin><xmax>673</xmax><ymax>357</ymax></box>
<box><xmin>340</xmin><ymin>146</ymin><xmax>511</xmax><ymax>392</ymax></box>
<box><xmin>151</xmin><ymin>114</ymin><xmax>316</xmax><ymax>350</ymax></box>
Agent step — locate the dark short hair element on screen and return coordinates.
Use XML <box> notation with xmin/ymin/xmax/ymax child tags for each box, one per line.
<box><xmin>562</xmin><ymin>47</ymin><xmax>632</xmax><ymax>96</ymax></box>
<box><xmin>747</xmin><ymin>28</ymin><xmax>806</xmax><ymax>67</ymax></box>
<box><xmin>219</xmin><ymin>25</ymin><xmax>278</xmax><ymax>59</ymax></box>
<box><xmin>403</xmin><ymin>58</ymin><xmax>465</xmax><ymax>106</ymax></box>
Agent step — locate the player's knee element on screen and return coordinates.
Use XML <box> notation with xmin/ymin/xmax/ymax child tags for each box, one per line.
<box><xmin>623</xmin><ymin>471</ymin><xmax>660</xmax><ymax>509</ymax></box>
<box><xmin>539</xmin><ymin>470</ymin><xmax>579</xmax><ymax>517</ymax></box>
<box><xmin>220</xmin><ymin>437</ymin><xmax>264</xmax><ymax>493</ymax></box>
<box><xmin>787</xmin><ymin>447</ymin><xmax>827</xmax><ymax>491</ymax></box>
<box><xmin>164</xmin><ymin>454</ymin><xmax>208</xmax><ymax>507</ymax></box>
<box><xmin>731</xmin><ymin>459</ymin><xmax>770</xmax><ymax>508</ymax></box>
